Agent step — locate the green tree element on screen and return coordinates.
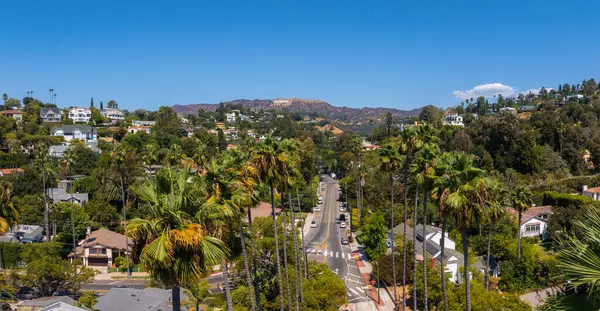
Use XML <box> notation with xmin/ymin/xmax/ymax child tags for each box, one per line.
<box><xmin>78</xmin><ymin>291</ymin><xmax>98</xmax><ymax>310</ymax></box>
<box><xmin>128</xmin><ymin>166</ymin><xmax>227</xmax><ymax>311</ymax></box>
<box><xmin>183</xmin><ymin>280</ymin><xmax>214</xmax><ymax>311</ymax></box>
<box><xmin>511</xmin><ymin>187</ymin><xmax>532</xmax><ymax>259</ymax></box>
<box><xmin>358</xmin><ymin>212</ymin><xmax>387</xmax><ymax>303</ymax></box>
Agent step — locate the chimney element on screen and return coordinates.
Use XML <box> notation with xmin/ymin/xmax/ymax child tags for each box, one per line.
<box><xmin>86</xmin><ymin>226</ymin><xmax>91</xmax><ymax>236</ymax></box>
<box><xmin>583</xmin><ymin>185</ymin><xmax>588</xmax><ymax>192</ymax></box>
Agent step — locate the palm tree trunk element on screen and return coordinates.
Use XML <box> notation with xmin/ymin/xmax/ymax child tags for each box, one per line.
<box><xmin>172</xmin><ymin>286</ymin><xmax>181</xmax><ymax>311</ymax></box>
<box><xmin>70</xmin><ymin>170</ymin><xmax>76</xmax><ymax>260</ymax></box>
<box><xmin>412</xmin><ymin>183</ymin><xmax>419</xmax><ymax>311</ymax></box>
<box><xmin>485</xmin><ymin>223</ymin><xmax>493</xmax><ymax>291</ymax></box>
<box><xmin>389</xmin><ymin>174</ymin><xmax>397</xmax><ymax>308</ymax></box>
<box><xmin>441</xmin><ymin>215</ymin><xmax>448</xmax><ymax>311</ymax></box>
<box><xmin>422</xmin><ymin>190</ymin><xmax>429</xmax><ymax>311</ymax></box>
<box><xmin>246</xmin><ymin>206</ymin><xmax>261</xmax><ymax>310</ymax></box>
<box><xmin>42</xmin><ymin>167</ymin><xmax>50</xmax><ymax>243</ymax></box>
<box><xmin>240</xmin><ymin>227</ymin><xmax>257</xmax><ymax>311</ymax></box>
<box><xmin>517</xmin><ymin>209</ymin><xmax>522</xmax><ymax>260</ymax></box>
<box><xmin>402</xmin><ymin>178</ymin><xmax>409</xmax><ymax>310</ymax></box>
<box><xmin>222</xmin><ymin>260</ymin><xmax>233</xmax><ymax>311</ymax></box>
<box><xmin>271</xmin><ymin>185</ymin><xmax>285</xmax><ymax>311</ymax></box>
<box><xmin>296</xmin><ymin>188</ymin><xmax>308</xmax><ymax>281</ymax></box>
<box><xmin>281</xmin><ymin>193</ymin><xmax>293</xmax><ymax>311</ymax></box>
<box><xmin>119</xmin><ymin>171</ymin><xmax>130</xmax><ymax>278</ymax></box>
<box><xmin>461</xmin><ymin>226</ymin><xmax>471</xmax><ymax>311</ymax></box>
<box><xmin>288</xmin><ymin>193</ymin><xmax>300</xmax><ymax>311</ymax></box>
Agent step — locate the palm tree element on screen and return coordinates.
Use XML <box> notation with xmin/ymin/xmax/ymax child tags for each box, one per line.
<box><xmin>63</xmin><ymin>148</ymin><xmax>78</xmax><ymax>258</ymax></box>
<box><xmin>432</xmin><ymin>152</ymin><xmax>483</xmax><ymax>311</ymax></box>
<box><xmin>250</xmin><ymin>137</ymin><xmax>296</xmax><ymax>311</ymax></box>
<box><xmin>0</xmin><ymin>179</ymin><xmax>19</xmax><ymax>233</ymax></box>
<box><xmin>34</xmin><ymin>142</ymin><xmax>51</xmax><ymax>243</ymax></box>
<box><xmin>112</xmin><ymin>145</ymin><xmax>131</xmax><ymax>276</ymax></box>
<box><xmin>142</xmin><ymin>144</ymin><xmax>157</xmax><ymax>174</ymax></box>
<box><xmin>481</xmin><ymin>181</ymin><xmax>506</xmax><ymax>291</ymax></box>
<box><xmin>411</xmin><ymin>143</ymin><xmax>439</xmax><ymax>311</ymax></box>
<box><xmin>512</xmin><ymin>187</ymin><xmax>532</xmax><ymax>260</ymax></box>
<box><xmin>378</xmin><ymin>143</ymin><xmax>402</xmax><ymax>307</ymax></box>
<box><xmin>183</xmin><ymin>280</ymin><xmax>214</xmax><ymax>311</ymax></box>
<box><xmin>445</xmin><ymin>172</ymin><xmax>486</xmax><ymax>311</ymax></box>
<box><xmin>129</xmin><ymin>165</ymin><xmax>228</xmax><ymax>311</ymax></box>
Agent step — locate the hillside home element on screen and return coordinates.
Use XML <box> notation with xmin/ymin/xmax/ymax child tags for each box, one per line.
<box><xmin>0</xmin><ymin>224</ymin><xmax>44</xmax><ymax>243</ymax></box>
<box><xmin>583</xmin><ymin>185</ymin><xmax>600</xmax><ymax>200</ymax></box>
<box><xmin>47</xmin><ymin>188</ymin><xmax>89</xmax><ymax>205</ymax></box>
<box><xmin>442</xmin><ymin>113</ymin><xmax>464</xmax><ymax>126</ymax></box>
<box><xmin>0</xmin><ymin>109</ymin><xmax>23</xmax><ymax>121</ymax></box>
<box><xmin>127</xmin><ymin>125</ymin><xmax>152</xmax><ymax>134</ymax></box>
<box><xmin>70</xmin><ymin>229</ymin><xmax>132</xmax><ymax>267</ymax></box>
<box><xmin>39</xmin><ymin>108</ymin><xmax>62</xmax><ymax>123</ymax></box>
<box><xmin>68</xmin><ymin>107</ymin><xmax>92</xmax><ymax>123</ymax></box>
<box><xmin>393</xmin><ymin>223</ymin><xmax>465</xmax><ymax>283</ymax></box>
<box><xmin>100</xmin><ymin>108</ymin><xmax>125</xmax><ymax>123</ymax></box>
<box><xmin>499</xmin><ymin>107</ymin><xmax>517</xmax><ymax>114</ymax></box>
<box><xmin>51</xmin><ymin>125</ymin><xmax>97</xmax><ymax>142</ymax></box>
<box><xmin>131</xmin><ymin>120</ymin><xmax>156</xmax><ymax>127</ymax></box>
<box><xmin>94</xmin><ymin>287</ymin><xmax>185</xmax><ymax>311</ymax></box>
<box><xmin>509</xmin><ymin>205</ymin><xmax>553</xmax><ymax>238</ymax></box>
<box><xmin>0</xmin><ymin>168</ymin><xmax>24</xmax><ymax>176</ymax></box>
<box><xmin>518</xmin><ymin>105</ymin><xmax>538</xmax><ymax>112</ymax></box>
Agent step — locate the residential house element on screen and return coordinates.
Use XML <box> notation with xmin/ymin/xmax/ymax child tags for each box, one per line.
<box><xmin>0</xmin><ymin>109</ymin><xmax>23</xmax><ymax>121</ymax></box>
<box><xmin>583</xmin><ymin>185</ymin><xmax>600</xmax><ymax>200</ymax></box>
<box><xmin>225</xmin><ymin>112</ymin><xmax>237</xmax><ymax>123</ymax></box>
<box><xmin>47</xmin><ymin>188</ymin><xmax>89</xmax><ymax>205</ymax></box>
<box><xmin>566</xmin><ymin>94</ymin><xmax>584</xmax><ymax>102</ymax></box>
<box><xmin>131</xmin><ymin>120</ymin><xmax>156</xmax><ymax>127</ymax></box>
<box><xmin>94</xmin><ymin>287</ymin><xmax>185</xmax><ymax>311</ymax></box>
<box><xmin>145</xmin><ymin>164</ymin><xmax>163</xmax><ymax>176</ymax></box>
<box><xmin>127</xmin><ymin>125</ymin><xmax>152</xmax><ymax>134</ymax></box>
<box><xmin>518</xmin><ymin>105</ymin><xmax>538</xmax><ymax>112</ymax></box>
<box><xmin>250</xmin><ymin>202</ymin><xmax>281</xmax><ymax>221</ymax></box>
<box><xmin>100</xmin><ymin>108</ymin><xmax>125</xmax><ymax>123</ymax></box>
<box><xmin>51</xmin><ymin>125</ymin><xmax>97</xmax><ymax>142</ymax></box>
<box><xmin>48</xmin><ymin>142</ymin><xmax>100</xmax><ymax>158</ymax></box>
<box><xmin>39</xmin><ymin>301</ymin><xmax>89</xmax><ymax>311</ymax></box>
<box><xmin>0</xmin><ymin>224</ymin><xmax>44</xmax><ymax>243</ymax></box>
<box><xmin>39</xmin><ymin>108</ymin><xmax>62</xmax><ymax>123</ymax></box>
<box><xmin>68</xmin><ymin>107</ymin><xmax>92</xmax><ymax>123</ymax></box>
<box><xmin>508</xmin><ymin>205</ymin><xmax>553</xmax><ymax>238</ymax></box>
<box><xmin>57</xmin><ymin>175</ymin><xmax>87</xmax><ymax>191</ymax></box>
<box><xmin>393</xmin><ymin>223</ymin><xmax>464</xmax><ymax>283</ymax></box>
<box><xmin>0</xmin><ymin>168</ymin><xmax>24</xmax><ymax>176</ymax></box>
<box><xmin>499</xmin><ymin>107</ymin><xmax>517</xmax><ymax>114</ymax></box>
<box><xmin>70</xmin><ymin>229</ymin><xmax>132</xmax><ymax>267</ymax></box>
<box><xmin>472</xmin><ymin>255</ymin><xmax>499</xmax><ymax>278</ymax></box>
<box><xmin>442</xmin><ymin>113</ymin><xmax>464</xmax><ymax>126</ymax></box>
<box><xmin>16</xmin><ymin>296</ymin><xmax>80</xmax><ymax>311</ymax></box>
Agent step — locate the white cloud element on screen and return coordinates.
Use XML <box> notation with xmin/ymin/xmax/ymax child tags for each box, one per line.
<box><xmin>453</xmin><ymin>83</ymin><xmax>517</xmax><ymax>100</ymax></box>
<box><xmin>520</xmin><ymin>87</ymin><xmax>554</xmax><ymax>95</ymax></box>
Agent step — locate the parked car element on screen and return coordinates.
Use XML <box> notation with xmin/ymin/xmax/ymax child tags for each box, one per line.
<box><xmin>341</xmin><ymin>237</ymin><xmax>349</xmax><ymax>245</ymax></box>
<box><xmin>340</xmin><ymin>222</ymin><xmax>346</xmax><ymax>228</ymax></box>
<box><xmin>386</xmin><ymin>239</ymin><xmax>392</xmax><ymax>248</ymax></box>
<box><xmin>310</xmin><ymin>221</ymin><xmax>317</xmax><ymax>228</ymax></box>
<box><xmin>314</xmin><ymin>206</ymin><xmax>320</xmax><ymax>212</ymax></box>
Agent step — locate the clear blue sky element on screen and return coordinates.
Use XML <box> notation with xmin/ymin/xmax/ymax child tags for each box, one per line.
<box><xmin>1</xmin><ymin>0</ymin><xmax>599</xmax><ymax>111</ymax></box>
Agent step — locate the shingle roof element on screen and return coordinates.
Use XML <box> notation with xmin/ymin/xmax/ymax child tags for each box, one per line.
<box><xmin>508</xmin><ymin>205</ymin><xmax>553</xmax><ymax>225</ymax></box>
<box><xmin>0</xmin><ymin>109</ymin><xmax>23</xmax><ymax>115</ymax></box>
<box><xmin>51</xmin><ymin>125</ymin><xmax>95</xmax><ymax>135</ymax></box>
<box><xmin>17</xmin><ymin>296</ymin><xmax>77</xmax><ymax>307</ymax></box>
<box><xmin>94</xmin><ymin>287</ymin><xmax>185</xmax><ymax>311</ymax></box>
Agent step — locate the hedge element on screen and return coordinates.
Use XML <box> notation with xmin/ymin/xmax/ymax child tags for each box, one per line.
<box><xmin>0</xmin><ymin>242</ymin><xmax>22</xmax><ymax>268</ymax></box>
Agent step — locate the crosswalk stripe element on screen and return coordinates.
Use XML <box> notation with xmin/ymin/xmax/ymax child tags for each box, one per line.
<box><xmin>323</xmin><ymin>250</ymin><xmax>328</xmax><ymax>257</ymax></box>
<box><xmin>348</xmin><ymin>287</ymin><xmax>360</xmax><ymax>296</ymax></box>
<box><xmin>329</xmin><ymin>252</ymin><xmax>333</xmax><ymax>258</ymax></box>
<box><xmin>336</xmin><ymin>252</ymin><xmax>339</xmax><ymax>258</ymax></box>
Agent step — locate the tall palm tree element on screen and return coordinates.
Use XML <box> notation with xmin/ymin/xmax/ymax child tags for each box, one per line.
<box><xmin>129</xmin><ymin>166</ymin><xmax>228</xmax><ymax>311</ymax></box>
<box><xmin>251</xmin><ymin>137</ymin><xmax>296</xmax><ymax>311</ymax></box>
<box><xmin>445</xmin><ymin>172</ymin><xmax>486</xmax><ymax>311</ymax></box>
<box><xmin>0</xmin><ymin>179</ymin><xmax>19</xmax><ymax>234</ymax></box>
<box><xmin>512</xmin><ymin>187</ymin><xmax>532</xmax><ymax>260</ymax></box>
<box><xmin>432</xmin><ymin>152</ymin><xmax>483</xmax><ymax>311</ymax></box>
<box><xmin>112</xmin><ymin>145</ymin><xmax>131</xmax><ymax>277</ymax></box>
<box><xmin>397</xmin><ymin>126</ymin><xmax>423</xmax><ymax>308</ymax></box>
<box><xmin>63</xmin><ymin>148</ymin><xmax>78</xmax><ymax>257</ymax></box>
<box><xmin>481</xmin><ymin>180</ymin><xmax>506</xmax><ymax>291</ymax></box>
<box><xmin>34</xmin><ymin>142</ymin><xmax>51</xmax><ymax>243</ymax></box>
<box><xmin>412</xmin><ymin>143</ymin><xmax>439</xmax><ymax>311</ymax></box>
<box><xmin>378</xmin><ymin>143</ymin><xmax>402</xmax><ymax>308</ymax></box>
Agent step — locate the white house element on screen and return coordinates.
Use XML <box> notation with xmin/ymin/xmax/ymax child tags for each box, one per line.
<box><xmin>226</xmin><ymin>112</ymin><xmax>237</xmax><ymax>123</ymax></box>
<box><xmin>51</xmin><ymin>125</ymin><xmax>97</xmax><ymax>142</ymax></box>
<box><xmin>68</xmin><ymin>107</ymin><xmax>91</xmax><ymax>123</ymax></box>
<box><xmin>442</xmin><ymin>113</ymin><xmax>464</xmax><ymax>126</ymax></box>
<box><xmin>127</xmin><ymin>125</ymin><xmax>152</xmax><ymax>134</ymax></box>
<box><xmin>132</xmin><ymin>120</ymin><xmax>156</xmax><ymax>127</ymax></box>
<box><xmin>582</xmin><ymin>185</ymin><xmax>600</xmax><ymax>200</ymax></box>
<box><xmin>499</xmin><ymin>107</ymin><xmax>517</xmax><ymax>114</ymax></box>
<box><xmin>394</xmin><ymin>223</ymin><xmax>464</xmax><ymax>283</ymax></box>
<box><xmin>509</xmin><ymin>205</ymin><xmax>553</xmax><ymax>238</ymax></box>
<box><xmin>100</xmin><ymin>108</ymin><xmax>125</xmax><ymax>123</ymax></box>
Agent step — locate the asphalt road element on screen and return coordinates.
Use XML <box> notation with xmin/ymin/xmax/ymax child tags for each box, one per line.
<box><xmin>84</xmin><ymin>272</ymin><xmax>226</xmax><ymax>293</ymax></box>
<box><xmin>305</xmin><ymin>176</ymin><xmax>369</xmax><ymax>303</ymax></box>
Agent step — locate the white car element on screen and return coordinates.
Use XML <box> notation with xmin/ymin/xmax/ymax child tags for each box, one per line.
<box><xmin>314</xmin><ymin>206</ymin><xmax>320</xmax><ymax>212</ymax></box>
<box><xmin>339</xmin><ymin>206</ymin><xmax>345</xmax><ymax>212</ymax></box>
<box><xmin>340</xmin><ymin>222</ymin><xmax>346</xmax><ymax>228</ymax></box>
<box><xmin>310</xmin><ymin>221</ymin><xmax>317</xmax><ymax>228</ymax></box>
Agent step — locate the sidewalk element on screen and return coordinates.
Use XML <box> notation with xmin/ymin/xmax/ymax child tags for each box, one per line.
<box><xmin>348</xmin><ymin>238</ymin><xmax>396</xmax><ymax>311</ymax></box>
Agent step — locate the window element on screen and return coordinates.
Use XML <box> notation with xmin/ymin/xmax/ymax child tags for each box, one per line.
<box><xmin>525</xmin><ymin>224</ymin><xmax>540</xmax><ymax>233</ymax></box>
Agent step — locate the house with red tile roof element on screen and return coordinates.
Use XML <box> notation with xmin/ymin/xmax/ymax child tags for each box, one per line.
<box><xmin>508</xmin><ymin>205</ymin><xmax>553</xmax><ymax>238</ymax></box>
<box><xmin>0</xmin><ymin>109</ymin><xmax>23</xmax><ymax>121</ymax></box>
<box><xmin>0</xmin><ymin>168</ymin><xmax>24</xmax><ymax>176</ymax></box>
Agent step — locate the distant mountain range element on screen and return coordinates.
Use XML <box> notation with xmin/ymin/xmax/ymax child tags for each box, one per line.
<box><xmin>172</xmin><ymin>98</ymin><xmax>422</xmax><ymax>123</ymax></box>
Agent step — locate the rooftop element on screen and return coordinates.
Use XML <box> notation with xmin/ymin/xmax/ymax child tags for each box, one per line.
<box><xmin>0</xmin><ymin>109</ymin><xmax>23</xmax><ymax>115</ymax></box>
<box><xmin>94</xmin><ymin>287</ymin><xmax>185</xmax><ymax>311</ymax></box>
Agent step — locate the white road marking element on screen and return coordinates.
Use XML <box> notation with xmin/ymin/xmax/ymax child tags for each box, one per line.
<box><xmin>329</xmin><ymin>251</ymin><xmax>333</xmax><ymax>258</ymax></box>
<box><xmin>109</xmin><ymin>281</ymin><xmax>122</xmax><ymax>285</ymax></box>
<box><xmin>323</xmin><ymin>250</ymin><xmax>328</xmax><ymax>257</ymax></box>
<box><xmin>348</xmin><ymin>287</ymin><xmax>361</xmax><ymax>296</ymax></box>
<box><xmin>336</xmin><ymin>252</ymin><xmax>339</xmax><ymax>258</ymax></box>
